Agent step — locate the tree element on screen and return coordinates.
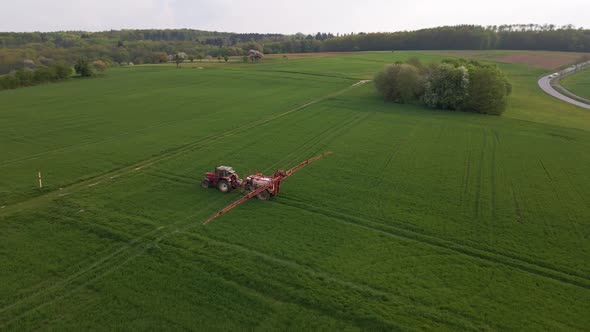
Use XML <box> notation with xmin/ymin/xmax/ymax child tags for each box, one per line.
<box><xmin>242</xmin><ymin>55</ymin><xmax>249</xmax><ymax>63</ymax></box>
<box><xmin>74</xmin><ymin>57</ymin><xmax>93</xmax><ymax>77</ymax></box>
<box><xmin>223</xmin><ymin>55</ymin><xmax>229</xmax><ymax>62</ymax></box>
<box><xmin>93</xmin><ymin>60</ymin><xmax>107</xmax><ymax>72</ymax></box>
<box><xmin>53</xmin><ymin>63</ymin><xmax>72</xmax><ymax>80</ymax></box>
<box><xmin>188</xmin><ymin>55</ymin><xmax>194</xmax><ymax>62</ymax></box>
<box><xmin>154</xmin><ymin>52</ymin><xmax>168</xmax><ymax>63</ymax></box>
<box><xmin>374</xmin><ymin>64</ymin><xmax>424</xmax><ymax>103</ymax></box>
<box><xmin>423</xmin><ymin>64</ymin><xmax>469</xmax><ymax>110</ymax></box>
<box><xmin>174</xmin><ymin>54</ymin><xmax>183</xmax><ymax>68</ymax></box>
<box><xmin>23</xmin><ymin>59</ymin><xmax>36</xmax><ymax>69</ymax></box>
<box><xmin>197</xmin><ymin>53</ymin><xmax>204</xmax><ymax>62</ymax></box>
<box><xmin>248</xmin><ymin>49</ymin><xmax>263</xmax><ymax>62</ymax></box>
<box><xmin>217</xmin><ymin>55</ymin><xmax>222</xmax><ymax>62</ymax></box>
<box><xmin>463</xmin><ymin>65</ymin><xmax>511</xmax><ymax>115</ymax></box>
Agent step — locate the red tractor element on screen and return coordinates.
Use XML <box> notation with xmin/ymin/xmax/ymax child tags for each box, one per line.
<box><xmin>201</xmin><ymin>166</ymin><xmax>242</xmax><ymax>193</ymax></box>
<box><xmin>202</xmin><ymin>152</ymin><xmax>332</xmax><ymax>225</ymax></box>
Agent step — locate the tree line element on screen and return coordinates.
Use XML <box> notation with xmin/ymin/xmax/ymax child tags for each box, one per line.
<box><xmin>322</xmin><ymin>25</ymin><xmax>590</xmax><ymax>52</ymax></box>
<box><xmin>1</xmin><ymin>25</ymin><xmax>588</xmax><ymax>75</ymax></box>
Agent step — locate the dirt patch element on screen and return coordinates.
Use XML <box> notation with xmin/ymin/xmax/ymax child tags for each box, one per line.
<box><xmin>436</xmin><ymin>50</ymin><xmax>588</xmax><ymax>69</ymax></box>
<box><xmin>265</xmin><ymin>52</ymin><xmax>357</xmax><ymax>59</ymax></box>
<box><xmin>494</xmin><ymin>53</ymin><xmax>579</xmax><ymax>69</ymax></box>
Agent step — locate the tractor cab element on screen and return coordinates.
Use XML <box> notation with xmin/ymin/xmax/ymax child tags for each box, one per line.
<box><xmin>215</xmin><ymin>166</ymin><xmax>236</xmax><ymax>178</ymax></box>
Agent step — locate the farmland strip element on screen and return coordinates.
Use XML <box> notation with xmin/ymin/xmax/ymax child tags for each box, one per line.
<box><xmin>275</xmin><ymin>198</ymin><xmax>590</xmax><ymax>289</ymax></box>
<box><xmin>0</xmin><ymin>81</ymin><xmax>370</xmax><ymax>219</ymax></box>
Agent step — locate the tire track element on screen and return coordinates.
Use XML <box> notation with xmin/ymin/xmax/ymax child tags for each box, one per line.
<box><xmin>262</xmin><ymin>112</ymin><xmax>364</xmax><ymax>173</ymax></box>
<box><xmin>0</xmin><ymin>104</ymin><xmax>374</xmax><ymax>322</ymax></box>
<box><xmin>275</xmin><ymin>197</ymin><xmax>590</xmax><ymax>289</ymax></box>
<box><xmin>0</xmin><ymin>81</ymin><xmax>370</xmax><ymax>219</ymax></box>
<box><xmin>0</xmin><ymin>196</ymin><xmax>227</xmax><ymax>325</ymax></box>
<box><xmin>473</xmin><ymin>129</ymin><xmax>487</xmax><ymax>221</ymax></box>
<box><xmin>176</xmin><ymin>232</ymin><xmax>489</xmax><ymax>331</ymax></box>
<box><xmin>265</xmin><ymin>112</ymin><xmax>371</xmax><ymax>174</ymax></box>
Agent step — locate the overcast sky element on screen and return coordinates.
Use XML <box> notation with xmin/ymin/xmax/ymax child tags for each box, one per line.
<box><xmin>2</xmin><ymin>0</ymin><xmax>588</xmax><ymax>34</ymax></box>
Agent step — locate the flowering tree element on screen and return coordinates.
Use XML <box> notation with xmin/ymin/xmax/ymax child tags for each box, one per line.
<box><xmin>423</xmin><ymin>64</ymin><xmax>469</xmax><ymax>110</ymax></box>
<box><xmin>248</xmin><ymin>50</ymin><xmax>264</xmax><ymax>62</ymax></box>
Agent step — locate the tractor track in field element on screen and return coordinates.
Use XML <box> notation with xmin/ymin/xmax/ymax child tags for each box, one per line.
<box><xmin>275</xmin><ymin>197</ymin><xmax>590</xmax><ymax>290</ymax></box>
<box><xmin>257</xmin><ymin>69</ymin><xmax>358</xmax><ymax>81</ymax></box>
<box><xmin>472</xmin><ymin>129</ymin><xmax>487</xmax><ymax>221</ymax></box>
<box><xmin>0</xmin><ymin>116</ymin><xmax>198</xmax><ymax>167</ymax></box>
<box><xmin>178</xmin><ymin>232</ymin><xmax>491</xmax><ymax>331</ymax></box>
<box><xmin>0</xmin><ymin>91</ymin><xmax>221</xmax><ymax>167</ymax></box>
<box><xmin>262</xmin><ymin>112</ymin><xmax>368</xmax><ymax>173</ymax></box>
<box><xmin>0</xmin><ymin>197</ymin><xmax>227</xmax><ymax>328</ymax></box>
<box><xmin>0</xmin><ymin>80</ymin><xmax>370</xmax><ymax>219</ymax></box>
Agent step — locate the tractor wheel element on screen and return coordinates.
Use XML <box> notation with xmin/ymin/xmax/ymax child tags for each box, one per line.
<box><xmin>217</xmin><ymin>180</ymin><xmax>232</xmax><ymax>193</ymax></box>
<box><xmin>257</xmin><ymin>190</ymin><xmax>271</xmax><ymax>201</ymax></box>
<box><xmin>201</xmin><ymin>179</ymin><xmax>210</xmax><ymax>189</ymax></box>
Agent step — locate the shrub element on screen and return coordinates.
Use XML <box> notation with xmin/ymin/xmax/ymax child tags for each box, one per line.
<box><xmin>33</xmin><ymin>66</ymin><xmax>58</xmax><ymax>83</ymax></box>
<box><xmin>0</xmin><ymin>74</ymin><xmax>19</xmax><ymax>89</ymax></box>
<box><xmin>15</xmin><ymin>68</ymin><xmax>35</xmax><ymax>86</ymax></box>
<box><xmin>0</xmin><ymin>63</ymin><xmax>73</xmax><ymax>90</ymax></box>
<box><xmin>74</xmin><ymin>58</ymin><xmax>94</xmax><ymax>77</ymax></box>
<box><xmin>374</xmin><ymin>64</ymin><xmax>424</xmax><ymax>103</ymax></box>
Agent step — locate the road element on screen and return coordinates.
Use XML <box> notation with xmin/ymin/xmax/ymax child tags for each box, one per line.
<box><xmin>538</xmin><ymin>75</ymin><xmax>590</xmax><ymax>110</ymax></box>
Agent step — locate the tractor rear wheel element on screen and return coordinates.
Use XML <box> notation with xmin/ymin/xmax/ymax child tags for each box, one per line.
<box><xmin>257</xmin><ymin>190</ymin><xmax>271</xmax><ymax>201</ymax></box>
<box><xmin>217</xmin><ymin>180</ymin><xmax>232</xmax><ymax>193</ymax></box>
<box><xmin>201</xmin><ymin>179</ymin><xmax>210</xmax><ymax>189</ymax></box>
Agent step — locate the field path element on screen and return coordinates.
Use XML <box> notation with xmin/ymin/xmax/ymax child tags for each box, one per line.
<box><xmin>0</xmin><ymin>80</ymin><xmax>370</xmax><ymax>219</ymax></box>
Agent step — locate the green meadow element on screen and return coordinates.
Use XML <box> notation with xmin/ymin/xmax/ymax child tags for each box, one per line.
<box><xmin>561</xmin><ymin>66</ymin><xmax>590</xmax><ymax>100</ymax></box>
<box><xmin>1</xmin><ymin>51</ymin><xmax>589</xmax><ymax>330</ymax></box>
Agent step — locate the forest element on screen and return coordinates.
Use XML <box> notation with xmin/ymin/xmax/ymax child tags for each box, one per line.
<box><xmin>1</xmin><ymin>24</ymin><xmax>589</xmax><ymax>74</ymax></box>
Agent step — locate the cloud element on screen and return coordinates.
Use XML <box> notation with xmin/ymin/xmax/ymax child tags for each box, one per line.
<box><xmin>0</xmin><ymin>0</ymin><xmax>588</xmax><ymax>33</ymax></box>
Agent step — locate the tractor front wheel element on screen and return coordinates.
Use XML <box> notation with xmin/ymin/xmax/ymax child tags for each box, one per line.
<box><xmin>201</xmin><ymin>179</ymin><xmax>210</xmax><ymax>189</ymax></box>
<box><xmin>217</xmin><ymin>180</ymin><xmax>232</xmax><ymax>193</ymax></box>
<box><xmin>257</xmin><ymin>190</ymin><xmax>271</xmax><ymax>201</ymax></box>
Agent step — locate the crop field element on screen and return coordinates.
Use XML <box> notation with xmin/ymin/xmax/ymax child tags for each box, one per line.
<box><xmin>561</xmin><ymin>67</ymin><xmax>590</xmax><ymax>100</ymax></box>
<box><xmin>1</xmin><ymin>51</ymin><xmax>590</xmax><ymax>330</ymax></box>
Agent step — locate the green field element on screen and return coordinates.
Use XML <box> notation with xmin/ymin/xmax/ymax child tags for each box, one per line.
<box><xmin>561</xmin><ymin>66</ymin><xmax>590</xmax><ymax>100</ymax></box>
<box><xmin>1</xmin><ymin>51</ymin><xmax>590</xmax><ymax>330</ymax></box>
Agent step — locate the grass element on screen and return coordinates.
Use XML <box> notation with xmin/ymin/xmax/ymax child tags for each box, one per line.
<box><xmin>1</xmin><ymin>51</ymin><xmax>589</xmax><ymax>330</ymax></box>
<box><xmin>561</xmin><ymin>66</ymin><xmax>590</xmax><ymax>100</ymax></box>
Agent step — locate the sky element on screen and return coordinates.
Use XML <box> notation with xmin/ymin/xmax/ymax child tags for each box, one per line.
<box><xmin>1</xmin><ymin>0</ymin><xmax>588</xmax><ymax>34</ymax></box>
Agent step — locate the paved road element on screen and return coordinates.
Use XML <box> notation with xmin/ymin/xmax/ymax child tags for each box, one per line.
<box><xmin>538</xmin><ymin>75</ymin><xmax>590</xmax><ymax>110</ymax></box>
